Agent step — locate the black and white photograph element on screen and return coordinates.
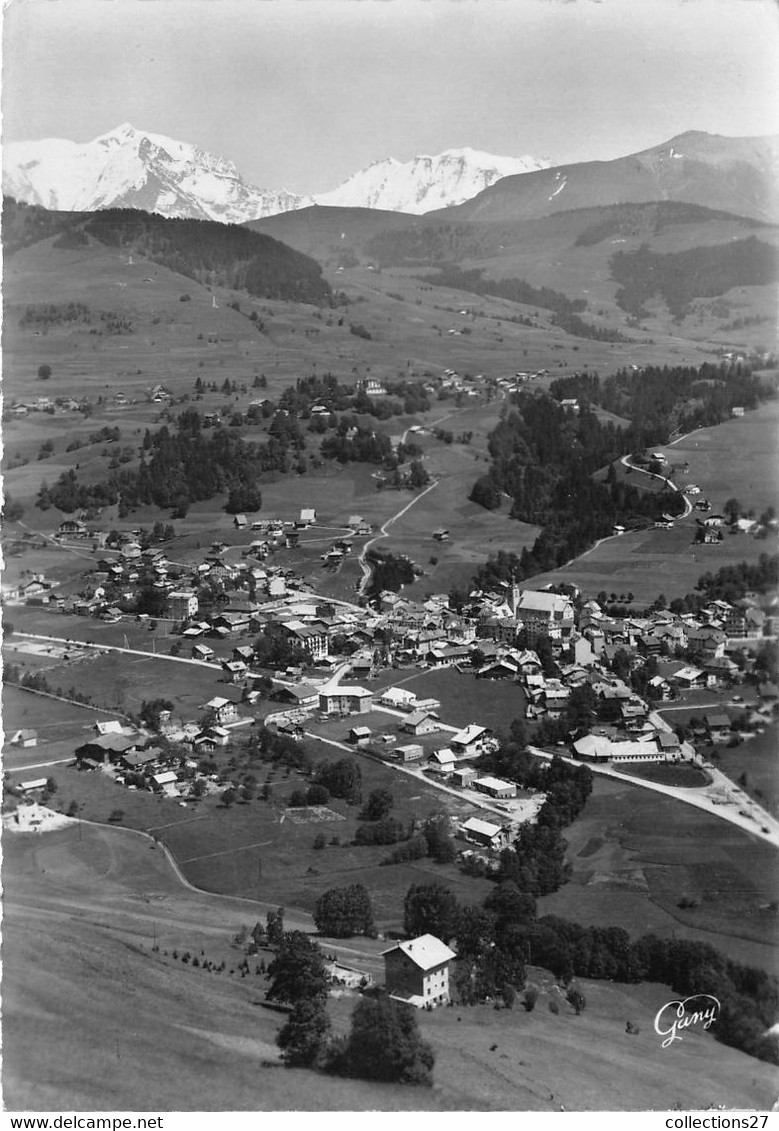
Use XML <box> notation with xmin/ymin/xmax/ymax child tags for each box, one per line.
<box><xmin>2</xmin><ymin>0</ymin><xmax>778</xmax><ymax>1116</ymax></box>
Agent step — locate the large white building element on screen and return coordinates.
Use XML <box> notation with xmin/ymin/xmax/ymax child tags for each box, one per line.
<box><xmin>513</xmin><ymin>587</ymin><xmax>575</xmax><ymax>643</ymax></box>
<box><xmin>382</xmin><ymin>934</ymin><xmax>456</xmax><ymax>1008</ymax></box>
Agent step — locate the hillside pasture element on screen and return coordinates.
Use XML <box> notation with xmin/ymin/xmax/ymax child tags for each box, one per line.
<box><xmin>3</xmin><ymin>820</ymin><xmax>776</xmax><ymax>1111</ymax></box>
<box><xmin>540</xmin><ymin>775</ymin><xmax>778</xmax><ymax>973</ymax></box>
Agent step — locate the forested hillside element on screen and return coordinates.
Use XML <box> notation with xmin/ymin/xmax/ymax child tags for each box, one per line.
<box><xmin>3</xmin><ymin>199</ymin><xmax>332</xmax><ymax>305</ymax></box>
<box><xmin>611</xmin><ymin>236</ymin><xmax>778</xmax><ymax>320</ymax></box>
<box><xmin>468</xmin><ymin>361</ymin><xmax>774</xmax><ymax>583</ymax></box>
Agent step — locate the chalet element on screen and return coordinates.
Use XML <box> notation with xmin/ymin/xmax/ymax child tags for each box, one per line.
<box><xmin>427</xmin><ymin>747</ymin><xmax>456</xmax><ymax>774</ymax></box>
<box><xmin>20</xmin><ymin>778</ymin><xmax>48</xmax><ymax>794</ymax></box>
<box><xmin>667</xmin><ymin>664</ymin><xmax>710</xmax><ymax>691</ymax></box>
<box><xmin>450</xmin><ymin>724</ymin><xmax>490</xmax><ymax>758</ymax></box>
<box><xmin>401</xmin><ymin>710</ymin><xmax>440</xmax><ymax>736</ymax></box>
<box><xmin>204</xmin><ymin>696</ymin><xmax>239</xmax><ymax>725</ymax></box>
<box><xmin>193</xmin><ymin>726</ymin><xmax>230</xmax><ymax>750</ymax></box>
<box><xmin>191</xmin><ymin>643</ymin><xmax>215</xmax><ymax>661</ymax></box>
<box><xmin>655</xmin><ymin>731</ymin><xmax>682</xmax><ymax>758</ymax></box>
<box><xmin>476</xmin><ymin>657</ymin><xmax>519</xmax><ymax>680</ymax></box>
<box><xmin>432</xmin><ymin>528</ymin><xmax>450</xmax><ymax>542</ymax></box>
<box><xmin>211</xmin><ymin>611</ymin><xmax>250</xmax><ymax>635</ymax></box>
<box><xmin>273</xmin><ymin>683</ymin><xmax>320</xmax><ymax>709</ymax></box>
<box><xmin>151</xmin><ymin>770</ymin><xmax>179</xmax><ymax>794</ymax></box>
<box><xmin>473</xmin><ymin>776</ymin><xmax>517</xmax><ymax>799</ymax></box>
<box><xmin>382</xmin><ymin>934</ymin><xmax>456</xmax><ymax>1008</ymax></box>
<box><xmin>10</xmin><ymin>729</ymin><xmax>38</xmax><ymax>748</ymax></box>
<box><xmin>75</xmin><ymin>734</ymin><xmax>141</xmax><ymax>765</ymax></box>
<box><xmin>233</xmin><ymin>514</ymin><xmax>248</xmax><ymax>529</ymax></box>
<box><xmin>299</xmin><ymin>508</ymin><xmax>317</xmax><ymax>526</ymax></box>
<box><xmin>221</xmin><ymin>659</ymin><xmax>248</xmax><ymax>683</ymax></box>
<box><xmin>318</xmin><ymin>686</ymin><xmax>373</xmax><ymax>715</ymax></box>
<box><xmin>349</xmin><ymin>726</ymin><xmax>373</xmax><ymax>745</ymax></box>
<box><xmin>380</xmin><ymin>687</ymin><xmax>418</xmax><ymax>711</ymax></box>
<box><xmin>705</xmin><ymin>713</ymin><xmax>732</xmax><ymax>744</ymax></box>
<box><xmin>56</xmin><ymin>519</ymin><xmax>88</xmax><ymax>539</ymax></box>
<box><xmin>459</xmin><ymin>816</ymin><xmax>509</xmax><ymax>851</ymax></box>
<box><xmin>121</xmin><ymin>748</ymin><xmax>162</xmax><ymax>771</ymax></box>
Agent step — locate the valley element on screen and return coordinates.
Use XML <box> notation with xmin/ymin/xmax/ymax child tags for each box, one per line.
<box><xmin>2</xmin><ymin>122</ymin><xmax>778</xmax><ymax>1113</ymax></box>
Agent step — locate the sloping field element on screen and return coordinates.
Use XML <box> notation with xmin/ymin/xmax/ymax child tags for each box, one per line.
<box><xmin>540</xmin><ymin>776</ymin><xmax>779</xmax><ymax>973</ymax></box>
<box><xmin>524</xmin><ymin>400</ymin><xmax>779</xmax><ymax>604</ymax></box>
<box><xmin>3</xmin><ymin>822</ymin><xmax>775</xmax><ymax>1112</ymax></box>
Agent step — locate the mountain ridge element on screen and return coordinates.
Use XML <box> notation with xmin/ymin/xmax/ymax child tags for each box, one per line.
<box><xmin>3</xmin><ymin>125</ymin><xmax>549</xmax><ymax>222</ymax></box>
<box><xmin>437</xmin><ymin>131</ymin><xmax>779</xmax><ymax>225</ymax></box>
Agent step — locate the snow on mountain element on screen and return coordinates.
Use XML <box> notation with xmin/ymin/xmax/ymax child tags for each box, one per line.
<box><xmin>312</xmin><ymin>147</ymin><xmax>550</xmax><ymax>214</ymax></box>
<box><xmin>2</xmin><ymin>123</ymin><xmax>312</xmax><ymax>223</ymax></box>
<box><xmin>3</xmin><ymin>127</ymin><xmax>550</xmax><ymax>221</ymax></box>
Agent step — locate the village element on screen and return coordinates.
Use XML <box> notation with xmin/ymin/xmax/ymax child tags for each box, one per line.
<box><xmin>7</xmin><ymin>492</ymin><xmax>779</xmax><ymax>859</ymax></box>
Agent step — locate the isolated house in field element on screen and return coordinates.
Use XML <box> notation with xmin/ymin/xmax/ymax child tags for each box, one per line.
<box><xmin>10</xmin><ymin>729</ymin><xmax>38</xmax><ymax>748</ymax></box>
<box><xmin>382</xmin><ymin>934</ymin><xmax>456</xmax><ymax>1008</ymax></box>
<box><xmin>191</xmin><ymin>643</ymin><xmax>215</xmax><ymax>661</ymax></box>
<box><xmin>299</xmin><ymin>508</ymin><xmax>317</xmax><ymax>526</ymax></box>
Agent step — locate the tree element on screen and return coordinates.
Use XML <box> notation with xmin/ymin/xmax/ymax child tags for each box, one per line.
<box><xmin>724</xmin><ymin>497</ymin><xmax>741</xmax><ymax>524</ymax></box>
<box><xmin>277</xmin><ymin>999</ymin><xmax>331</xmax><ymax>1067</ymax></box>
<box><xmin>139</xmin><ymin>698</ymin><xmax>174</xmax><ymax>730</ymax></box>
<box><xmin>314</xmin><ymin>884</ymin><xmax>376</xmax><ymax>938</ymax></box>
<box><xmin>566</xmin><ymin>987</ymin><xmax>586</xmax><ymax>1014</ymax></box>
<box><xmin>422</xmin><ymin>811</ymin><xmax>457</xmax><ymax>864</ymax></box>
<box><xmin>266</xmin><ymin>906</ymin><xmax>285</xmax><ymax>947</ymax></box>
<box><xmin>408</xmin><ymin>460</ymin><xmax>430</xmax><ymax>490</ymax></box>
<box><xmin>331</xmin><ymin>995</ymin><xmax>435</xmax><ymax>1086</ymax></box>
<box><xmin>38</xmin><ymin>364</ymin><xmax>52</xmax><ymax>380</ymax></box>
<box><xmin>266</xmin><ymin>930</ymin><xmax>328</xmax><ymax>1006</ymax></box>
<box><xmin>360</xmin><ymin>788</ymin><xmax>394</xmax><ymax>822</ymax></box>
<box><xmin>484</xmin><ymin>881</ymin><xmax>536</xmax><ymax>935</ymax></box>
<box><xmin>403</xmin><ymin>883</ymin><xmax>459</xmax><ymax>943</ymax></box>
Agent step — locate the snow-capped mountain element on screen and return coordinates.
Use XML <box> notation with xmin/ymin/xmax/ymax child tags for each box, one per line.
<box><xmin>3</xmin><ymin>126</ymin><xmax>550</xmax><ymax>221</ymax></box>
<box><xmin>312</xmin><ymin>147</ymin><xmax>550</xmax><ymax>214</ymax></box>
<box><xmin>2</xmin><ymin>123</ymin><xmax>312</xmax><ymax>223</ymax></box>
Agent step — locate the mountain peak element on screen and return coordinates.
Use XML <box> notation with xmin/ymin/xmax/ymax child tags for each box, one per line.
<box><xmin>314</xmin><ymin>147</ymin><xmax>550</xmax><ymax>214</ymax></box>
<box><xmin>3</xmin><ymin>124</ymin><xmax>313</xmax><ymax>222</ymax></box>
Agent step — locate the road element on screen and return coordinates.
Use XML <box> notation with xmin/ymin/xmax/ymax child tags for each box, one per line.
<box><xmin>528</xmin><ymin>744</ymin><xmax>779</xmax><ymax>848</ymax></box>
<box><xmin>305</xmin><ymin>730</ymin><xmax>536</xmax><ymax>821</ymax></box>
<box><xmin>619</xmin><ymin>453</ymin><xmax>693</xmax><ymax>517</ymax></box>
<box><xmin>13</xmin><ymin>629</ymin><xmax>223</xmax><ymax>670</ymax></box>
<box><xmin>357</xmin><ymin>477</ymin><xmax>440</xmax><ymax>595</ymax></box>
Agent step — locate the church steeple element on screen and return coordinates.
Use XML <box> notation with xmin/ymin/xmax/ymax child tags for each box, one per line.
<box><xmin>510</xmin><ymin>572</ymin><xmax>521</xmax><ymax>617</ymax></box>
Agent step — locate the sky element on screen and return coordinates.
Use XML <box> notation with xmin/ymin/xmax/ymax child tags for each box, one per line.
<box><xmin>3</xmin><ymin>0</ymin><xmax>779</xmax><ymax>195</ymax></box>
